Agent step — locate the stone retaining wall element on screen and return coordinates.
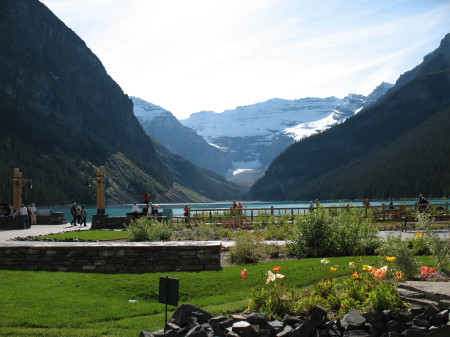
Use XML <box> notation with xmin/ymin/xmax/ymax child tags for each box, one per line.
<box><xmin>0</xmin><ymin>213</ymin><xmax>66</xmax><ymax>229</ymax></box>
<box><xmin>0</xmin><ymin>242</ymin><xmax>221</xmax><ymax>273</ymax></box>
<box><xmin>91</xmin><ymin>214</ymin><xmax>128</xmax><ymax>230</ymax></box>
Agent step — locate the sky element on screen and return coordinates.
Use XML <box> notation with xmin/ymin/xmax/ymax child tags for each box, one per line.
<box><xmin>39</xmin><ymin>0</ymin><xmax>450</xmax><ymax>120</ymax></box>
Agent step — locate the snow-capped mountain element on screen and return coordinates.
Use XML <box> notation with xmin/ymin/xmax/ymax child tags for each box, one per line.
<box><xmin>132</xmin><ymin>82</ymin><xmax>392</xmax><ymax>186</ymax></box>
<box><xmin>180</xmin><ymin>82</ymin><xmax>393</xmax><ymax>182</ymax></box>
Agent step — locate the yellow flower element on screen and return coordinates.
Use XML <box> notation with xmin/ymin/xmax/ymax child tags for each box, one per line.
<box><xmin>352</xmin><ymin>271</ymin><xmax>360</xmax><ymax>279</ymax></box>
<box><xmin>321</xmin><ymin>259</ymin><xmax>330</xmax><ymax>264</ymax></box>
<box><xmin>329</xmin><ymin>266</ymin><xmax>337</xmax><ymax>272</ymax></box>
<box><xmin>415</xmin><ymin>232</ymin><xmax>424</xmax><ymax>239</ymax></box>
<box><xmin>349</xmin><ymin>262</ymin><xmax>356</xmax><ymax>269</ymax></box>
<box><xmin>363</xmin><ymin>265</ymin><xmax>377</xmax><ymax>273</ymax></box>
<box><xmin>385</xmin><ymin>256</ymin><xmax>397</xmax><ymax>262</ymax></box>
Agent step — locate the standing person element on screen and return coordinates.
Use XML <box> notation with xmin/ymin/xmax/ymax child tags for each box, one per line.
<box><xmin>309</xmin><ymin>201</ymin><xmax>314</xmax><ymax>213</ymax></box>
<box><xmin>80</xmin><ymin>204</ymin><xmax>87</xmax><ymax>227</ymax></box>
<box><xmin>143</xmin><ymin>192</ymin><xmax>150</xmax><ymax>207</ymax></box>
<box><xmin>418</xmin><ymin>195</ymin><xmax>429</xmax><ymax>213</ymax></box>
<box><xmin>27</xmin><ymin>205</ymin><xmax>32</xmax><ymax>227</ymax></box>
<box><xmin>19</xmin><ymin>204</ymin><xmax>29</xmax><ymax>229</ymax></box>
<box><xmin>388</xmin><ymin>198</ymin><xmax>394</xmax><ymax>210</ymax></box>
<box><xmin>70</xmin><ymin>203</ymin><xmax>78</xmax><ymax>226</ymax></box>
<box><xmin>76</xmin><ymin>204</ymin><xmax>82</xmax><ymax>224</ymax></box>
<box><xmin>315</xmin><ymin>199</ymin><xmax>320</xmax><ymax>208</ymax></box>
<box><xmin>237</xmin><ymin>202</ymin><xmax>243</xmax><ymax>216</ymax></box>
<box><xmin>30</xmin><ymin>203</ymin><xmax>38</xmax><ymax>225</ymax></box>
<box><xmin>183</xmin><ymin>204</ymin><xmax>190</xmax><ymax>224</ymax></box>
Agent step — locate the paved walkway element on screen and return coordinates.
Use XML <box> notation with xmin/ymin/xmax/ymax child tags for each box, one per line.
<box><xmin>0</xmin><ymin>223</ymin><xmax>92</xmax><ymax>243</ymax></box>
<box><xmin>0</xmin><ymin>224</ymin><xmax>448</xmax><ymax>245</ymax></box>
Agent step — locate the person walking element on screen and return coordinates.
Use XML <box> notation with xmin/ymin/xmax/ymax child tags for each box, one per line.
<box><xmin>30</xmin><ymin>203</ymin><xmax>38</xmax><ymax>225</ymax></box>
<box><xmin>70</xmin><ymin>203</ymin><xmax>78</xmax><ymax>226</ymax></box>
<box><xmin>80</xmin><ymin>204</ymin><xmax>87</xmax><ymax>227</ymax></box>
<box><xmin>19</xmin><ymin>204</ymin><xmax>29</xmax><ymax>229</ymax></box>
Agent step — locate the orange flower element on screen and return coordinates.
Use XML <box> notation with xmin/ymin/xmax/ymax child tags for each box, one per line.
<box><xmin>395</xmin><ymin>272</ymin><xmax>405</xmax><ymax>280</ymax></box>
<box><xmin>373</xmin><ymin>266</ymin><xmax>388</xmax><ymax>279</ymax></box>
<box><xmin>352</xmin><ymin>271</ymin><xmax>360</xmax><ymax>279</ymax></box>
<box><xmin>241</xmin><ymin>269</ymin><xmax>247</xmax><ymax>280</ymax></box>
<box><xmin>272</xmin><ymin>266</ymin><xmax>282</xmax><ymax>273</ymax></box>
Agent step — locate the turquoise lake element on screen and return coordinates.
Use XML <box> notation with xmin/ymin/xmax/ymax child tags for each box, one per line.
<box><xmin>40</xmin><ymin>199</ymin><xmax>449</xmax><ymax>219</ymax></box>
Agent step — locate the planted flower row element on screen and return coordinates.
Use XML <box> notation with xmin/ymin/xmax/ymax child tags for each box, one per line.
<box><xmin>242</xmin><ymin>258</ymin><xmax>442</xmax><ymax>319</ymax></box>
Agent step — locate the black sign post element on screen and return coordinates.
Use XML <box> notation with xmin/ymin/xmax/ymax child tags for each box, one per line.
<box><xmin>159</xmin><ymin>276</ymin><xmax>179</xmax><ymax>334</ymax></box>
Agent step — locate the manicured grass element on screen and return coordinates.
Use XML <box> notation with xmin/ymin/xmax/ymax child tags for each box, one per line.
<box><xmin>40</xmin><ymin>230</ymin><xmax>131</xmax><ymax>241</ymax></box>
<box><xmin>0</xmin><ymin>256</ymin><xmax>436</xmax><ymax>336</ymax></box>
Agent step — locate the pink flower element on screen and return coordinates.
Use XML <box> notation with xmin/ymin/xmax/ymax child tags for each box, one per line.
<box><xmin>373</xmin><ymin>266</ymin><xmax>388</xmax><ymax>279</ymax></box>
<box><xmin>241</xmin><ymin>269</ymin><xmax>247</xmax><ymax>280</ymax></box>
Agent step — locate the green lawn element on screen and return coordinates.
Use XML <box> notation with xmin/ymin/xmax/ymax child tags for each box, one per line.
<box><xmin>2</xmin><ymin>256</ymin><xmax>425</xmax><ymax>337</ymax></box>
<box><xmin>40</xmin><ymin>230</ymin><xmax>131</xmax><ymax>241</ymax></box>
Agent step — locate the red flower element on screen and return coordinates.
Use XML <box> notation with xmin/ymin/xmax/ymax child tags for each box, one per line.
<box><xmin>241</xmin><ymin>269</ymin><xmax>247</xmax><ymax>280</ymax></box>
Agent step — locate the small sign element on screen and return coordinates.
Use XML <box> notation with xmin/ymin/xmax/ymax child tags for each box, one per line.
<box><xmin>159</xmin><ymin>277</ymin><xmax>179</xmax><ymax>307</ymax></box>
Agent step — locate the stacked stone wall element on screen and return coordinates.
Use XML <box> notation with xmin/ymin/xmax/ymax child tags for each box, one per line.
<box><xmin>0</xmin><ymin>242</ymin><xmax>221</xmax><ymax>273</ymax></box>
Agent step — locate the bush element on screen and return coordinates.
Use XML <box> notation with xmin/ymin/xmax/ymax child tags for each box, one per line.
<box><xmin>417</xmin><ymin>213</ymin><xmax>450</xmax><ymax>273</ymax></box>
<box><xmin>228</xmin><ymin>232</ymin><xmax>267</xmax><ymax>264</ymax></box>
<box><xmin>126</xmin><ymin>218</ymin><xmax>173</xmax><ymax>241</ymax></box>
<box><xmin>289</xmin><ymin>208</ymin><xmax>379</xmax><ymax>257</ymax></box>
<box><xmin>289</xmin><ymin>208</ymin><xmax>334</xmax><ymax>257</ymax></box>
<box><xmin>375</xmin><ymin>233</ymin><xmax>418</xmax><ymax>279</ymax></box>
<box><xmin>330</xmin><ymin>208</ymin><xmax>379</xmax><ymax>256</ymax></box>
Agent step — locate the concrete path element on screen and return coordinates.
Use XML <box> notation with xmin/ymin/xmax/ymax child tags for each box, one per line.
<box><xmin>0</xmin><ymin>223</ymin><xmax>92</xmax><ymax>243</ymax></box>
<box><xmin>0</xmin><ymin>224</ymin><xmax>448</xmax><ymax>245</ymax></box>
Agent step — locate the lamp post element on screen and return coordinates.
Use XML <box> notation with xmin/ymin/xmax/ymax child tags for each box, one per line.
<box><xmin>86</xmin><ymin>166</ymin><xmax>105</xmax><ymax>214</ymax></box>
<box><xmin>12</xmin><ymin>168</ymin><xmax>32</xmax><ymax>211</ymax></box>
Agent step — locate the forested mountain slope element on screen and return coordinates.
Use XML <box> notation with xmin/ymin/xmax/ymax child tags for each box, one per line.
<box><xmin>0</xmin><ymin>0</ymin><xmax>240</xmax><ymax>205</ymax></box>
<box><xmin>250</xmin><ymin>33</ymin><xmax>450</xmax><ymax>201</ymax></box>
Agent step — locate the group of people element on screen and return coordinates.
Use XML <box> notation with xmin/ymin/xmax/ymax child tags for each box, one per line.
<box><xmin>309</xmin><ymin>199</ymin><xmax>320</xmax><ymax>212</ymax></box>
<box><xmin>69</xmin><ymin>202</ymin><xmax>87</xmax><ymax>227</ymax></box>
<box><xmin>17</xmin><ymin>203</ymin><xmax>38</xmax><ymax>229</ymax></box>
<box><xmin>231</xmin><ymin>200</ymin><xmax>244</xmax><ymax>216</ymax></box>
<box><xmin>130</xmin><ymin>192</ymin><xmax>159</xmax><ymax>219</ymax></box>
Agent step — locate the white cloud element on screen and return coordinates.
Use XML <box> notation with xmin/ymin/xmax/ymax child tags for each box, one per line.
<box><xmin>39</xmin><ymin>0</ymin><xmax>450</xmax><ymax>118</ymax></box>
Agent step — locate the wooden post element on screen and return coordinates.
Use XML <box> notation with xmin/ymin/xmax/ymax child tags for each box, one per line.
<box><xmin>96</xmin><ymin>166</ymin><xmax>105</xmax><ymax>214</ymax></box>
<box><xmin>12</xmin><ymin>168</ymin><xmax>23</xmax><ymax>211</ymax></box>
<box><xmin>270</xmin><ymin>206</ymin><xmax>274</xmax><ymax>216</ymax></box>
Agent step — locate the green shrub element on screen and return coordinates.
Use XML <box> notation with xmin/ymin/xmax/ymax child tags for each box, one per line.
<box><xmin>330</xmin><ymin>209</ymin><xmax>379</xmax><ymax>256</ymax></box>
<box><xmin>289</xmin><ymin>208</ymin><xmax>334</xmax><ymax>257</ymax></box>
<box><xmin>289</xmin><ymin>208</ymin><xmax>379</xmax><ymax>257</ymax></box>
<box><xmin>126</xmin><ymin>218</ymin><xmax>173</xmax><ymax>241</ymax></box>
<box><xmin>417</xmin><ymin>213</ymin><xmax>450</xmax><ymax>272</ymax></box>
<box><xmin>229</xmin><ymin>232</ymin><xmax>267</xmax><ymax>264</ymax></box>
<box><xmin>375</xmin><ymin>233</ymin><xmax>418</xmax><ymax>279</ymax></box>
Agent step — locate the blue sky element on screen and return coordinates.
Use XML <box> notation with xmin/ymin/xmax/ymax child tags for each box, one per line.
<box><xmin>40</xmin><ymin>0</ymin><xmax>450</xmax><ymax>119</ymax></box>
